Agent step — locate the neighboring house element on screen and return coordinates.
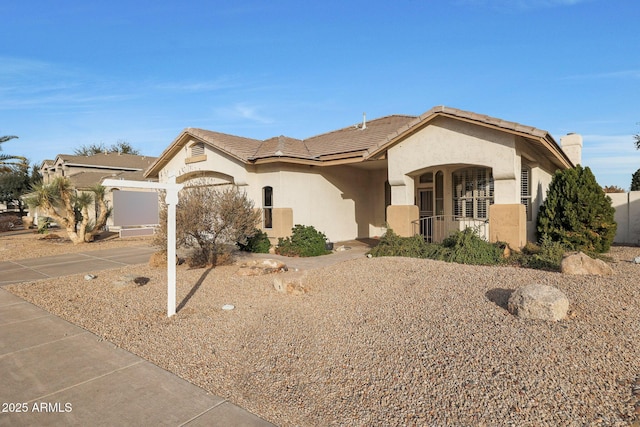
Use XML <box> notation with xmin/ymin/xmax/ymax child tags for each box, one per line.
<box><xmin>145</xmin><ymin>106</ymin><xmax>581</xmax><ymax>249</ymax></box>
<box><xmin>36</xmin><ymin>153</ymin><xmax>158</xmax><ymax>230</ymax></box>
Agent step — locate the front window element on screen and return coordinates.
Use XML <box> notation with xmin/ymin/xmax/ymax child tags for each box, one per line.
<box><xmin>435</xmin><ymin>171</ymin><xmax>444</xmax><ymax>216</ymax></box>
<box><xmin>263</xmin><ymin>186</ymin><xmax>273</xmax><ymax>229</ymax></box>
<box><xmin>452</xmin><ymin>168</ymin><xmax>494</xmax><ymax>219</ymax></box>
<box><xmin>521</xmin><ymin>166</ymin><xmax>532</xmax><ymax>221</ymax></box>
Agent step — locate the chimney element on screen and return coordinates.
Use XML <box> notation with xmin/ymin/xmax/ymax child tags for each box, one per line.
<box><xmin>560</xmin><ymin>133</ymin><xmax>582</xmax><ymax>166</ymax></box>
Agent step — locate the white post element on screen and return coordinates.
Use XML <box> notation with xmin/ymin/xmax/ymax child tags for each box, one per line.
<box><xmin>165</xmin><ymin>175</ymin><xmax>179</xmax><ymax>317</ymax></box>
<box><xmin>102</xmin><ymin>177</ymin><xmax>184</xmax><ymax>317</ymax></box>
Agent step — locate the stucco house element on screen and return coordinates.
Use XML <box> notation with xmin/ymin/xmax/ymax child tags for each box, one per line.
<box><xmin>144</xmin><ymin>106</ymin><xmax>581</xmax><ymax>249</ymax></box>
<box><xmin>34</xmin><ymin>153</ymin><xmax>158</xmax><ymax>230</ymax></box>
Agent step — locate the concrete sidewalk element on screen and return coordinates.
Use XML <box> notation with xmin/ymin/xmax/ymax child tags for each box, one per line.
<box><xmin>0</xmin><ymin>246</ymin><xmax>158</xmax><ymax>286</ymax></box>
<box><xmin>0</xmin><ymin>246</ymin><xmax>275</xmax><ymax>426</ymax></box>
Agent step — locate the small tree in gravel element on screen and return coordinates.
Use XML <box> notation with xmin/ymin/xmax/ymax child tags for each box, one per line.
<box><xmin>26</xmin><ymin>177</ymin><xmax>110</xmax><ymax>244</ymax></box>
<box><xmin>155</xmin><ymin>184</ymin><xmax>260</xmax><ymax>266</ymax></box>
<box><xmin>537</xmin><ymin>165</ymin><xmax>616</xmax><ymax>253</ymax></box>
<box><xmin>631</xmin><ymin>168</ymin><xmax>640</xmax><ymax>191</ymax></box>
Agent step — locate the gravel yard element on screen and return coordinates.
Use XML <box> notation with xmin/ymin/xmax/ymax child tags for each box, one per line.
<box><xmin>3</xmin><ymin>232</ymin><xmax>640</xmax><ymax>426</ymax></box>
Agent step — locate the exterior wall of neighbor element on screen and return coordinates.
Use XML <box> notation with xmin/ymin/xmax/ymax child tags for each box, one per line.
<box><xmin>609</xmin><ymin>191</ymin><xmax>640</xmax><ymax>246</ymax></box>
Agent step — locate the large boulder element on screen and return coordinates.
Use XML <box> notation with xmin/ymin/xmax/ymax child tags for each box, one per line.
<box><xmin>507</xmin><ymin>284</ymin><xmax>569</xmax><ymax>321</ymax></box>
<box><xmin>560</xmin><ymin>251</ymin><xmax>613</xmax><ymax>276</ymax></box>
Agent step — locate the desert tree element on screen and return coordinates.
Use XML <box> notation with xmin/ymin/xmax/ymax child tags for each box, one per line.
<box><xmin>154</xmin><ymin>183</ymin><xmax>260</xmax><ymax>266</ymax></box>
<box><xmin>0</xmin><ymin>135</ymin><xmax>26</xmax><ymax>172</ymax></box>
<box><xmin>26</xmin><ymin>177</ymin><xmax>110</xmax><ymax>244</ymax></box>
<box><xmin>631</xmin><ymin>168</ymin><xmax>640</xmax><ymax>191</ymax></box>
<box><xmin>0</xmin><ymin>160</ymin><xmax>40</xmax><ymax>217</ymax></box>
<box><xmin>602</xmin><ymin>185</ymin><xmax>626</xmax><ymax>193</ymax></box>
<box><xmin>74</xmin><ymin>140</ymin><xmax>141</xmax><ymax>156</ymax></box>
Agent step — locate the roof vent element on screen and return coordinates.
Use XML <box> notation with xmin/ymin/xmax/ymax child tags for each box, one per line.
<box><xmin>361</xmin><ymin>112</ymin><xmax>367</xmax><ymax>130</ymax></box>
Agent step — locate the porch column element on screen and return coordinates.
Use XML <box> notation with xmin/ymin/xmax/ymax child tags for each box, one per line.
<box><xmin>386</xmin><ymin>176</ymin><xmax>418</xmax><ymax>237</ymax></box>
<box><xmin>489</xmin><ymin>204</ymin><xmax>526</xmax><ymax>249</ymax></box>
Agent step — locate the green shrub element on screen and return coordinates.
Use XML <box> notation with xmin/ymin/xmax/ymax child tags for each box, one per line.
<box><xmin>437</xmin><ymin>228</ymin><xmax>505</xmax><ymax>265</ymax></box>
<box><xmin>369</xmin><ymin>227</ymin><xmax>504</xmax><ymax>266</ymax></box>
<box><xmin>518</xmin><ymin>236</ymin><xmax>567</xmax><ymax>271</ymax></box>
<box><xmin>276</xmin><ymin>224</ymin><xmax>331</xmax><ymax>257</ymax></box>
<box><xmin>367</xmin><ymin>228</ymin><xmax>430</xmax><ymax>258</ymax></box>
<box><xmin>537</xmin><ymin>165</ymin><xmax>616</xmax><ymax>253</ymax></box>
<box><xmin>37</xmin><ymin>217</ymin><xmax>52</xmax><ymax>234</ymax></box>
<box><xmin>238</xmin><ymin>229</ymin><xmax>271</xmax><ymax>253</ymax></box>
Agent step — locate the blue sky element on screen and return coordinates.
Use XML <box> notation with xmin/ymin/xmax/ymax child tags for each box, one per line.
<box><xmin>2</xmin><ymin>0</ymin><xmax>639</xmax><ymax>189</ymax></box>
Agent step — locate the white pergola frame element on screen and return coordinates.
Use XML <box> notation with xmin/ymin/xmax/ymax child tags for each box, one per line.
<box><xmin>103</xmin><ymin>176</ymin><xmax>184</xmax><ymax>317</ymax></box>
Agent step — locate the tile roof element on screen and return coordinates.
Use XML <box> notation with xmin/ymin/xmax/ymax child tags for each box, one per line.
<box><xmin>185</xmin><ymin>128</ymin><xmax>263</xmax><ymax>162</ymax></box>
<box><xmin>304</xmin><ymin>115</ymin><xmax>416</xmax><ymax>158</ymax></box>
<box><xmin>145</xmin><ymin>105</ymin><xmax>572</xmax><ymax>177</ymax></box>
<box><xmin>56</xmin><ymin>153</ymin><xmax>157</xmax><ymax>170</ymax></box>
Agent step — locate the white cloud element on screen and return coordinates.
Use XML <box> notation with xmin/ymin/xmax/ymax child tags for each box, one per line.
<box><xmin>153</xmin><ymin>78</ymin><xmax>240</xmax><ymax>93</ymax></box>
<box><xmin>215</xmin><ymin>103</ymin><xmax>273</xmax><ymax>125</ymax></box>
<box><xmin>561</xmin><ymin>69</ymin><xmax>640</xmax><ymax>81</ymax></box>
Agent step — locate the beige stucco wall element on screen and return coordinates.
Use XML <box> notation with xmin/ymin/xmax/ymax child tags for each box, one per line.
<box><xmin>387</xmin><ymin>117</ymin><xmax>520</xmax><ymax>206</ymax></box>
<box><xmin>158</xmin><ymin>139</ymin><xmax>248</xmax><ymax>186</ymax></box>
<box><xmin>157</xmin><ymin>144</ymin><xmax>387</xmax><ymax>242</ymax></box>
<box><xmin>489</xmin><ymin>204</ymin><xmax>526</xmax><ymax>249</ymax></box>
<box><xmin>244</xmin><ymin>163</ymin><xmax>386</xmax><ymax>242</ymax></box>
<box><xmin>609</xmin><ymin>191</ymin><xmax>640</xmax><ymax>245</ymax></box>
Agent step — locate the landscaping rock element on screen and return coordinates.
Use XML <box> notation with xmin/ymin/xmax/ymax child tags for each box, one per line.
<box><xmin>113</xmin><ymin>274</ymin><xmax>136</xmax><ymax>288</ymax></box>
<box><xmin>507</xmin><ymin>284</ymin><xmax>569</xmax><ymax>321</ymax></box>
<box><xmin>273</xmin><ymin>271</ymin><xmax>310</xmax><ymax>295</ymax></box>
<box><xmin>633</xmin><ymin>256</ymin><xmax>640</xmax><ymax>265</ymax></box>
<box><xmin>560</xmin><ymin>251</ymin><xmax>613</xmax><ymax>276</ymax></box>
<box><xmin>236</xmin><ymin>259</ymin><xmax>288</xmax><ymax>276</ymax></box>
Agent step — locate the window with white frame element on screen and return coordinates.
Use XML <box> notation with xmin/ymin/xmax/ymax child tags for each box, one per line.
<box><xmin>452</xmin><ymin>168</ymin><xmax>494</xmax><ymax>219</ymax></box>
<box><xmin>435</xmin><ymin>171</ymin><xmax>444</xmax><ymax>216</ymax></box>
<box><xmin>263</xmin><ymin>186</ymin><xmax>273</xmax><ymax>229</ymax></box>
<box><xmin>521</xmin><ymin>166</ymin><xmax>532</xmax><ymax>221</ymax></box>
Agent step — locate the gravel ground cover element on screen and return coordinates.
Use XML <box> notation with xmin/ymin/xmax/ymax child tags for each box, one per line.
<box><xmin>3</xmin><ymin>231</ymin><xmax>640</xmax><ymax>426</ymax></box>
<box><xmin>0</xmin><ymin>229</ymin><xmax>153</xmax><ymax>262</ymax></box>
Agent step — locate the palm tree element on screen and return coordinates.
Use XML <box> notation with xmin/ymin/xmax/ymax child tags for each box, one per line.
<box><xmin>0</xmin><ymin>135</ymin><xmax>26</xmax><ymax>172</ymax></box>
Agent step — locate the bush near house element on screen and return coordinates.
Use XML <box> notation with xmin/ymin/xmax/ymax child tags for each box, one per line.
<box><xmin>154</xmin><ymin>184</ymin><xmax>261</xmax><ymax>267</ymax></box>
<box><xmin>368</xmin><ymin>228</ymin><xmax>504</xmax><ymax>266</ymax></box>
<box><xmin>276</xmin><ymin>224</ymin><xmax>331</xmax><ymax>257</ymax></box>
<box><xmin>369</xmin><ymin>228</ymin><xmax>576</xmax><ymax>271</ymax></box>
<box><xmin>537</xmin><ymin>165</ymin><xmax>617</xmax><ymax>253</ymax></box>
<box><xmin>438</xmin><ymin>228</ymin><xmax>505</xmax><ymax>265</ymax></box>
<box><xmin>238</xmin><ymin>229</ymin><xmax>271</xmax><ymax>253</ymax></box>
<box><xmin>367</xmin><ymin>228</ymin><xmax>431</xmax><ymax>258</ymax></box>
<box><xmin>509</xmin><ymin>237</ymin><xmax>567</xmax><ymax>272</ymax></box>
